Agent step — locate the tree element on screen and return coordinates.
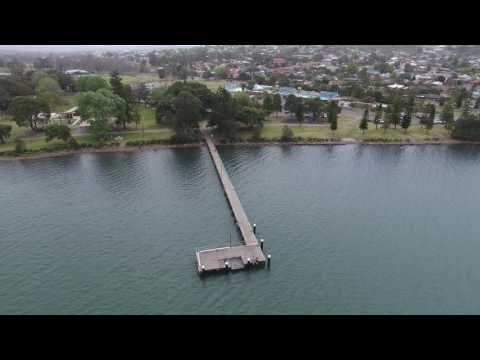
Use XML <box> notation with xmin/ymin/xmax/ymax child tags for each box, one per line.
<box><xmin>305</xmin><ymin>98</ymin><xmax>324</xmax><ymax>121</ymax></box>
<box><xmin>134</xmin><ymin>83</ymin><xmax>149</xmax><ymax>104</ymax></box>
<box><xmin>157</xmin><ymin>67</ymin><xmax>166</xmax><ymax>79</ymax></box>
<box><xmin>44</xmin><ymin>124</ymin><xmax>72</xmax><ymax>142</ymax></box>
<box><xmin>451</xmin><ymin>117</ymin><xmax>480</xmax><ymax>141</ymax></box>
<box><xmin>400</xmin><ymin>113</ymin><xmax>411</xmax><ymax>133</ymax></box>
<box><xmin>441</xmin><ymin>100</ymin><xmax>455</xmax><ymax>131</ymax></box>
<box><xmin>281</xmin><ymin>125</ymin><xmax>294</xmax><ymax>142</ymax></box>
<box><xmin>272</xmin><ymin>94</ymin><xmax>282</xmax><ymax>117</ymax></box>
<box><xmin>171</xmin><ymin>91</ymin><xmax>202</xmax><ymax>142</ymax></box>
<box><xmin>77</xmin><ymin>89</ymin><xmax>126</xmax><ymax>141</ymax></box>
<box><xmin>263</xmin><ymin>94</ymin><xmax>274</xmax><ymax>117</ymax></box>
<box><xmin>155</xmin><ymin>94</ymin><xmax>175</xmax><ymax>125</ymax></box>
<box><xmin>14</xmin><ymin>138</ymin><xmax>26</xmax><ymax>154</ymax></box>
<box><xmin>293</xmin><ymin>98</ymin><xmax>305</xmax><ymax>124</ymax></box>
<box><xmin>109</xmin><ymin>70</ymin><xmax>124</xmax><ymax>97</ymax></box>
<box><xmin>284</xmin><ymin>95</ymin><xmax>297</xmax><ymax>114</ymax></box>
<box><xmin>165</xmin><ymin>81</ymin><xmax>215</xmax><ymax>117</ymax></box>
<box><xmin>330</xmin><ymin>114</ymin><xmax>338</xmax><ymax>132</ymax></box>
<box><xmin>455</xmin><ymin>87</ymin><xmax>467</xmax><ymax>109</ymax></box>
<box><xmin>77</xmin><ymin>76</ymin><xmax>110</xmax><ymax>92</ymax></box>
<box><xmin>374</xmin><ymin>105</ymin><xmax>383</xmax><ymax>130</ymax></box>
<box><xmin>235</xmin><ymin>105</ymin><xmax>265</xmax><ymax>129</ymax></box>
<box><xmin>8</xmin><ymin>96</ymin><xmax>50</xmax><ymax>130</ymax></box>
<box><xmin>0</xmin><ymin>123</ymin><xmax>12</xmax><ymax>143</ymax></box>
<box><xmin>389</xmin><ymin>95</ymin><xmax>402</xmax><ymax>129</ymax></box>
<box><xmin>36</xmin><ymin>76</ymin><xmax>64</xmax><ymax>110</ymax></box>
<box><xmin>383</xmin><ymin>109</ymin><xmax>391</xmax><ymax>131</ymax></box>
<box><xmin>0</xmin><ymin>87</ymin><xmax>11</xmax><ymax>112</ymax></box>
<box><xmin>460</xmin><ymin>96</ymin><xmax>472</xmax><ymax>120</ymax></box>
<box><xmin>109</xmin><ymin>72</ymin><xmax>137</xmax><ymax>130</ymax></box>
<box><xmin>359</xmin><ymin>108</ymin><xmax>369</xmax><ymax>134</ymax></box>
<box><xmin>214</xmin><ymin>66</ymin><xmax>229</xmax><ymax>80</ymax></box>
<box><xmin>327</xmin><ymin>101</ymin><xmax>339</xmax><ymax>125</ymax></box>
<box><xmin>424</xmin><ymin>115</ymin><xmax>434</xmax><ymax>133</ymax></box>
<box><xmin>209</xmin><ymin>87</ymin><xmax>238</xmax><ymax>139</ymax></box>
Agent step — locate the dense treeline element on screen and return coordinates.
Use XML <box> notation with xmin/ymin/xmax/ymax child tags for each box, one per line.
<box><xmin>153</xmin><ymin>82</ymin><xmax>266</xmax><ymax>142</ymax></box>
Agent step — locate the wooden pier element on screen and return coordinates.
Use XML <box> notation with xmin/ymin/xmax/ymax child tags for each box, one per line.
<box><xmin>196</xmin><ymin>132</ymin><xmax>266</xmax><ymax>274</ymax></box>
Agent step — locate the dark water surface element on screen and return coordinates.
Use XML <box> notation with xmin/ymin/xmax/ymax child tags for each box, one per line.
<box><xmin>2</xmin><ymin>145</ymin><xmax>480</xmax><ymax>314</ymax></box>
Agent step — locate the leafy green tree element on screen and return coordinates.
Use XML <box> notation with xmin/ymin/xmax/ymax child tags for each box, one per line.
<box><xmin>77</xmin><ymin>76</ymin><xmax>110</xmax><ymax>92</ymax></box>
<box><xmin>45</xmin><ymin>124</ymin><xmax>72</xmax><ymax>142</ymax></box>
<box><xmin>233</xmin><ymin>92</ymin><xmax>254</xmax><ymax>107</ymax></box>
<box><xmin>455</xmin><ymin>87</ymin><xmax>467</xmax><ymax>109</ymax></box>
<box><xmin>359</xmin><ymin>108</ymin><xmax>369</xmax><ymax>133</ymax></box>
<box><xmin>281</xmin><ymin>125</ymin><xmax>294</xmax><ymax>142</ymax></box>
<box><xmin>294</xmin><ymin>98</ymin><xmax>305</xmax><ymax>124</ymax></box>
<box><xmin>109</xmin><ymin>70</ymin><xmax>124</xmax><ymax>97</ymax></box>
<box><xmin>263</xmin><ymin>94</ymin><xmax>274</xmax><ymax>116</ymax></box>
<box><xmin>209</xmin><ymin>87</ymin><xmax>238</xmax><ymax>139</ymax></box>
<box><xmin>0</xmin><ymin>87</ymin><xmax>11</xmax><ymax>112</ymax></box>
<box><xmin>374</xmin><ymin>105</ymin><xmax>383</xmax><ymax>130</ymax></box>
<box><xmin>272</xmin><ymin>93</ymin><xmax>282</xmax><ymax>116</ymax></box>
<box><xmin>165</xmin><ymin>81</ymin><xmax>214</xmax><ymax>116</ymax></box>
<box><xmin>284</xmin><ymin>95</ymin><xmax>297</xmax><ymax>114</ymax></box>
<box><xmin>214</xmin><ymin>66</ymin><xmax>229</xmax><ymax>79</ymax></box>
<box><xmin>389</xmin><ymin>96</ymin><xmax>402</xmax><ymax>129</ymax></box>
<box><xmin>171</xmin><ymin>91</ymin><xmax>202</xmax><ymax>142</ymax></box>
<box><xmin>0</xmin><ymin>77</ymin><xmax>34</xmax><ymax>102</ymax></box>
<box><xmin>424</xmin><ymin>115</ymin><xmax>434</xmax><ymax>133</ymax></box>
<box><xmin>77</xmin><ymin>89</ymin><xmax>126</xmax><ymax>141</ymax></box>
<box><xmin>383</xmin><ymin>108</ymin><xmax>391</xmax><ymax>131</ymax></box>
<box><xmin>441</xmin><ymin>100</ymin><xmax>455</xmax><ymax>131</ymax></box>
<box><xmin>305</xmin><ymin>98</ymin><xmax>324</xmax><ymax>121</ymax></box>
<box><xmin>155</xmin><ymin>95</ymin><xmax>175</xmax><ymax>125</ymax></box>
<box><xmin>451</xmin><ymin>117</ymin><xmax>480</xmax><ymax>140</ymax></box>
<box><xmin>8</xmin><ymin>96</ymin><xmax>50</xmax><ymax>130</ymax></box>
<box><xmin>400</xmin><ymin>113</ymin><xmax>411</xmax><ymax>133</ymax></box>
<box><xmin>108</xmin><ymin>71</ymin><xmax>137</xmax><ymax>130</ymax></box>
<box><xmin>36</xmin><ymin>76</ymin><xmax>64</xmax><ymax>110</ymax></box>
<box><xmin>460</xmin><ymin>96</ymin><xmax>472</xmax><ymax>120</ymax></box>
<box><xmin>14</xmin><ymin>138</ymin><xmax>26</xmax><ymax>154</ymax></box>
<box><xmin>134</xmin><ymin>83</ymin><xmax>149</xmax><ymax>103</ymax></box>
<box><xmin>327</xmin><ymin>101</ymin><xmax>339</xmax><ymax>125</ymax></box>
<box><xmin>235</xmin><ymin>105</ymin><xmax>265</xmax><ymax>129</ymax></box>
<box><xmin>0</xmin><ymin>123</ymin><xmax>12</xmax><ymax>143</ymax></box>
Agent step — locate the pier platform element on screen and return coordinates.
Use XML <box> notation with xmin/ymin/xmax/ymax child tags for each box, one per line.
<box><xmin>196</xmin><ymin>132</ymin><xmax>266</xmax><ymax>274</ymax></box>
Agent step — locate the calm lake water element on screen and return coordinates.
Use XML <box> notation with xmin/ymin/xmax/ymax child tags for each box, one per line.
<box><xmin>2</xmin><ymin>145</ymin><xmax>480</xmax><ymax>314</ymax></box>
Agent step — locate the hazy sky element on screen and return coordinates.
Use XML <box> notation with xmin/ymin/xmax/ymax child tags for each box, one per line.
<box><xmin>0</xmin><ymin>45</ymin><xmax>198</xmax><ymax>53</ymax></box>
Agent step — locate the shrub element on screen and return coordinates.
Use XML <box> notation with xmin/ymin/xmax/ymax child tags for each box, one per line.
<box><xmin>14</xmin><ymin>139</ymin><xmax>26</xmax><ymax>154</ymax></box>
<box><xmin>280</xmin><ymin>126</ymin><xmax>294</xmax><ymax>142</ymax></box>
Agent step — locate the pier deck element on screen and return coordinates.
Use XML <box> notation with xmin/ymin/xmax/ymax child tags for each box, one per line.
<box><xmin>196</xmin><ymin>132</ymin><xmax>266</xmax><ymax>274</ymax></box>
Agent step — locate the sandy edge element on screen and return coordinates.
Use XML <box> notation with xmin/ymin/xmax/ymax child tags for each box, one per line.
<box><xmin>1</xmin><ymin>139</ymin><xmax>479</xmax><ymax>161</ymax></box>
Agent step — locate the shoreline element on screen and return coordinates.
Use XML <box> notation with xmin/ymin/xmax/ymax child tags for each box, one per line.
<box><xmin>1</xmin><ymin>139</ymin><xmax>479</xmax><ymax>161</ymax></box>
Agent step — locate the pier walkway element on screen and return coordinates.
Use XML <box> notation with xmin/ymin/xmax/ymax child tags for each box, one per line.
<box><xmin>196</xmin><ymin>132</ymin><xmax>266</xmax><ymax>274</ymax></box>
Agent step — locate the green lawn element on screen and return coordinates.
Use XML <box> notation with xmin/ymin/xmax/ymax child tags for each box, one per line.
<box><xmin>96</xmin><ymin>74</ymin><xmax>226</xmax><ymax>91</ymax></box>
<box><xmin>248</xmin><ymin>119</ymin><xmax>450</xmax><ymax>141</ymax></box>
<box><xmin>138</xmin><ymin>105</ymin><xmax>158</xmax><ymax>129</ymax></box>
<box><xmin>0</xmin><ymin>129</ymin><xmax>175</xmax><ymax>153</ymax></box>
<box><xmin>0</xmin><ymin>116</ymin><xmax>29</xmax><ymax>140</ymax></box>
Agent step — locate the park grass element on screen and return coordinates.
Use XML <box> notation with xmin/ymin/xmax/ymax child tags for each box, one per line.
<box><xmin>0</xmin><ymin>116</ymin><xmax>29</xmax><ymax>140</ymax></box>
<box><xmin>138</xmin><ymin>105</ymin><xmax>158</xmax><ymax>129</ymax></box>
<box><xmin>96</xmin><ymin>74</ymin><xmax>226</xmax><ymax>91</ymax></box>
<box><xmin>0</xmin><ymin>129</ymin><xmax>175</xmax><ymax>153</ymax></box>
<box><xmin>245</xmin><ymin>119</ymin><xmax>450</xmax><ymax>142</ymax></box>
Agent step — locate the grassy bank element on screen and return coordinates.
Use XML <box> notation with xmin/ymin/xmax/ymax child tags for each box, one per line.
<box><xmin>251</xmin><ymin>120</ymin><xmax>450</xmax><ymax>142</ymax></box>
<box><xmin>0</xmin><ymin>130</ymin><xmax>175</xmax><ymax>155</ymax></box>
